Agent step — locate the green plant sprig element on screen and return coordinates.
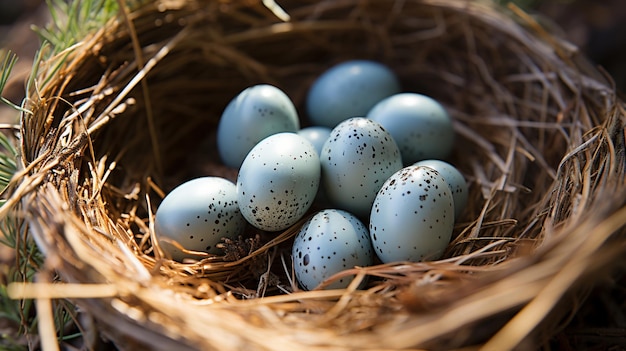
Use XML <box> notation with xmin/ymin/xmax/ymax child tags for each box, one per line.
<box><xmin>36</xmin><ymin>0</ymin><xmax>120</xmax><ymax>58</ymax></box>
<box><xmin>0</xmin><ymin>51</ymin><xmax>24</xmax><ymax>113</ymax></box>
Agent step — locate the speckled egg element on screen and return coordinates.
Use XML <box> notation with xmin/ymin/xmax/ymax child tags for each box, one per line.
<box><xmin>367</xmin><ymin>93</ymin><xmax>455</xmax><ymax>164</ymax></box>
<box><xmin>306</xmin><ymin>60</ymin><xmax>401</xmax><ymax>128</ymax></box>
<box><xmin>320</xmin><ymin>117</ymin><xmax>403</xmax><ymax>218</ymax></box>
<box><xmin>370</xmin><ymin>166</ymin><xmax>454</xmax><ymax>263</ymax></box>
<box><xmin>237</xmin><ymin>133</ymin><xmax>320</xmax><ymax>232</ymax></box>
<box><xmin>292</xmin><ymin>209</ymin><xmax>374</xmax><ymax>290</ymax></box>
<box><xmin>297</xmin><ymin>126</ymin><xmax>332</xmax><ymax>156</ymax></box>
<box><xmin>414</xmin><ymin>159</ymin><xmax>468</xmax><ymax>220</ymax></box>
<box><xmin>154</xmin><ymin>177</ymin><xmax>246</xmax><ymax>262</ymax></box>
<box><xmin>217</xmin><ymin>84</ymin><xmax>300</xmax><ymax>168</ymax></box>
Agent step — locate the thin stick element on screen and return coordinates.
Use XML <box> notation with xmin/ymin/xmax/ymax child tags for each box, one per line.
<box><xmin>8</xmin><ymin>282</ymin><xmax>119</xmax><ymax>299</ymax></box>
<box><xmin>34</xmin><ymin>273</ymin><xmax>60</xmax><ymax>351</ymax></box>
<box><xmin>117</xmin><ymin>0</ymin><xmax>163</xmax><ymax>179</ymax></box>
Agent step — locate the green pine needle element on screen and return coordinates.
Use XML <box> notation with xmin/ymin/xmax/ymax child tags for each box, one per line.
<box><xmin>0</xmin><ymin>51</ymin><xmax>23</xmax><ymax>112</ymax></box>
<box><xmin>0</xmin><ymin>132</ymin><xmax>18</xmax><ymax>201</ymax></box>
<box><xmin>0</xmin><ymin>51</ymin><xmax>18</xmax><ymax>96</ymax></box>
<box><xmin>35</xmin><ymin>0</ymin><xmax>121</xmax><ymax>58</ymax></box>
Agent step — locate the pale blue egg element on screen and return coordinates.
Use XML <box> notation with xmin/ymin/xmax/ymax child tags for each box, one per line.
<box><xmin>370</xmin><ymin>166</ymin><xmax>454</xmax><ymax>263</ymax></box>
<box><xmin>297</xmin><ymin>126</ymin><xmax>332</xmax><ymax>155</ymax></box>
<box><xmin>292</xmin><ymin>209</ymin><xmax>374</xmax><ymax>290</ymax></box>
<box><xmin>414</xmin><ymin>159</ymin><xmax>468</xmax><ymax>220</ymax></box>
<box><xmin>154</xmin><ymin>177</ymin><xmax>246</xmax><ymax>262</ymax></box>
<box><xmin>217</xmin><ymin>84</ymin><xmax>300</xmax><ymax>169</ymax></box>
<box><xmin>237</xmin><ymin>133</ymin><xmax>320</xmax><ymax>232</ymax></box>
<box><xmin>306</xmin><ymin>60</ymin><xmax>401</xmax><ymax>128</ymax></box>
<box><xmin>367</xmin><ymin>93</ymin><xmax>454</xmax><ymax>164</ymax></box>
<box><xmin>320</xmin><ymin>117</ymin><xmax>403</xmax><ymax>218</ymax></box>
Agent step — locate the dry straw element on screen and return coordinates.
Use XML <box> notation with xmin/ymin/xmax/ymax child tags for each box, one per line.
<box><xmin>5</xmin><ymin>0</ymin><xmax>626</xmax><ymax>349</ymax></box>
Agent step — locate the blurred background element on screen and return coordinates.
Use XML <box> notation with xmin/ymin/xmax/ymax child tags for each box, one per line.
<box><xmin>511</xmin><ymin>0</ymin><xmax>626</xmax><ymax>92</ymax></box>
<box><xmin>1</xmin><ymin>0</ymin><xmax>625</xmax><ymax>350</ymax></box>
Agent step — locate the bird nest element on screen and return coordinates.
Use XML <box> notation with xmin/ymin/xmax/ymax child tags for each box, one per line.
<box><xmin>6</xmin><ymin>0</ymin><xmax>626</xmax><ymax>349</ymax></box>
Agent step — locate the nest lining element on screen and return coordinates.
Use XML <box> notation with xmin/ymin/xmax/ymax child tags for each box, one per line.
<box><xmin>7</xmin><ymin>0</ymin><xmax>626</xmax><ymax>349</ymax></box>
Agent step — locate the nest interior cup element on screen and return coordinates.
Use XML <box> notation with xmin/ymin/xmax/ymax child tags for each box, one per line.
<box><xmin>14</xmin><ymin>0</ymin><xmax>626</xmax><ymax>350</ymax></box>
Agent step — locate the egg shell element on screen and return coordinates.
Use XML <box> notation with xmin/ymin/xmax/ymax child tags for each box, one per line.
<box><xmin>292</xmin><ymin>209</ymin><xmax>374</xmax><ymax>290</ymax></box>
<box><xmin>320</xmin><ymin>117</ymin><xmax>403</xmax><ymax>218</ymax></box>
<box><xmin>154</xmin><ymin>177</ymin><xmax>246</xmax><ymax>262</ymax></box>
<box><xmin>367</xmin><ymin>93</ymin><xmax>455</xmax><ymax>164</ymax></box>
<box><xmin>297</xmin><ymin>126</ymin><xmax>332</xmax><ymax>156</ymax></box>
<box><xmin>217</xmin><ymin>84</ymin><xmax>300</xmax><ymax>169</ymax></box>
<box><xmin>237</xmin><ymin>133</ymin><xmax>320</xmax><ymax>232</ymax></box>
<box><xmin>414</xmin><ymin>159</ymin><xmax>468</xmax><ymax>219</ymax></box>
<box><xmin>306</xmin><ymin>60</ymin><xmax>401</xmax><ymax>128</ymax></box>
<box><xmin>369</xmin><ymin>166</ymin><xmax>454</xmax><ymax>263</ymax></box>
